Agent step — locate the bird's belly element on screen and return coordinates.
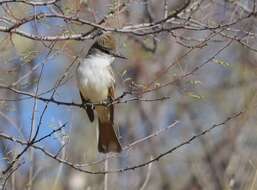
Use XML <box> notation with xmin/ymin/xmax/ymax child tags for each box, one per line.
<box><xmin>77</xmin><ymin>65</ymin><xmax>114</xmax><ymax>102</ymax></box>
<box><xmin>80</xmin><ymin>83</ymin><xmax>109</xmax><ymax>102</ymax></box>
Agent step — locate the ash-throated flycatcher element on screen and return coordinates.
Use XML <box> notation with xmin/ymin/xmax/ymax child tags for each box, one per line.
<box><xmin>76</xmin><ymin>33</ymin><xmax>122</xmax><ymax>153</ymax></box>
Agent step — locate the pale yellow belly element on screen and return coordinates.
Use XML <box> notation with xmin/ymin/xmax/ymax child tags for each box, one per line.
<box><xmin>79</xmin><ymin>83</ymin><xmax>109</xmax><ymax>102</ymax></box>
<box><xmin>77</xmin><ymin>63</ymin><xmax>114</xmax><ymax>102</ymax></box>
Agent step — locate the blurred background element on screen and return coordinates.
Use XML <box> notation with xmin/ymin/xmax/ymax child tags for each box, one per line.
<box><xmin>0</xmin><ymin>0</ymin><xmax>257</xmax><ymax>189</ymax></box>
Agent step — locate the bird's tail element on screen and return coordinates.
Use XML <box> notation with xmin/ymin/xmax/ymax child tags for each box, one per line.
<box><xmin>98</xmin><ymin>119</ymin><xmax>122</xmax><ymax>153</ymax></box>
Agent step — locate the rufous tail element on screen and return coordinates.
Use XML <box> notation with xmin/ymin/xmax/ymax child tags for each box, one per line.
<box><xmin>98</xmin><ymin>119</ymin><xmax>122</xmax><ymax>153</ymax></box>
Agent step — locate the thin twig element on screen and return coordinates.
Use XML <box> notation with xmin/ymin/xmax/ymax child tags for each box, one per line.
<box><xmin>0</xmin><ymin>110</ymin><xmax>243</xmax><ymax>175</ymax></box>
<box><xmin>139</xmin><ymin>156</ymin><xmax>153</xmax><ymax>190</ymax></box>
<box><xmin>104</xmin><ymin>154</ymin><xmax>109</xmax><ymax>190</ymax></box>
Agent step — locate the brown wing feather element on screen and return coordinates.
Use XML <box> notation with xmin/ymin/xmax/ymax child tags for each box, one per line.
<box><xmin>108</xmin><ymin>86</ymin><xmax>115</xmax><ymax>122</ymax></box>
<box><xmin>80</xmin><ymin>91</ymin><xmax>94</xmax><ymax>122</ymax></box>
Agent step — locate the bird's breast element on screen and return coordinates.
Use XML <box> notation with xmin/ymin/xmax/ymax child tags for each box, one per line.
<box><xmin>77</xmin><ymin>55</ymin><xmax>115</xmax><ymax>102</ymax></box>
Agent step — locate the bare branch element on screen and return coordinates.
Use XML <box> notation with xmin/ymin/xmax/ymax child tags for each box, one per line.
<box><xmin>0</xmin><ymin>110</ymin><xmax>244</xmax><ymax>175</ymax></box>
<box><xmin>0</xmin><ymin>0</ymin><xmax>60</xmax><ymax>6</ymax></box>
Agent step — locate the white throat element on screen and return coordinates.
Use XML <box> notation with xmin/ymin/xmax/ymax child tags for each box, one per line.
<box><xmin>87</xmin><ymin>52</ymin><xmax>115</xmax><ymax>67</ymax></box>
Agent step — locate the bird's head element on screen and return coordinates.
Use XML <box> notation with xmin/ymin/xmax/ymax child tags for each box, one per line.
<box><xmin>91</xmin><ymin>33</ymin><xmax>116</xmax><ymax>55</ymax></box>
<box><xmin>88</xmin><ymin>32</ymin><xmax>127</xmax><ymax>59</ymax></box>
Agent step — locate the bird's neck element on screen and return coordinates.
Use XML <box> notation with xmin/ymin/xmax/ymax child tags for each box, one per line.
<box><xmin>85</xmin><ymin>49</ymin><xmax>115</xmax><ymax>68</ymax></box>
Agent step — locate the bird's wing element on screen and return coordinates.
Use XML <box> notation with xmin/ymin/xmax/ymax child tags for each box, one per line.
<box><xmin>80</xmin><ymin>91</ymin><xmax>94</xmax><ymax>122</ymax></box>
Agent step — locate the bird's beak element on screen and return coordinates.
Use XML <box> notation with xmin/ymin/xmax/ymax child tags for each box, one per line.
<box><xmin>111</xmin><ymin>51</ymin><xmax>128</xmax><ymax>60</ymax></box>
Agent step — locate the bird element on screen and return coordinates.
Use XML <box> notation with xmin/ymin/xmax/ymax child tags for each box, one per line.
<box><xmin>76</xmin><ymin>33</ymin><xmax>122</xmax><ymax>153</ymax></box>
